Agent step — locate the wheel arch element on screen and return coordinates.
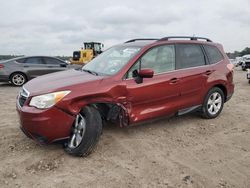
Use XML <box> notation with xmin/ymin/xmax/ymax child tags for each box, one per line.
<box><xmin>63</xmin><ymin>98</ymin><xmax>129</xmax><ymax>127</ymax></box>
<box><xmin>9</xmin><ymin>71</ymin><xmax>28</xmax><ymax>81</ymax></box>
<box><xmin>210</xmin><ymin>84</ymin><xmax>227</xmax><ymax>101</ymax></box>
<box><xmin>87</xmin><ymin>102</ymin><xmax>129</xmax><ymax>127</ymax></box>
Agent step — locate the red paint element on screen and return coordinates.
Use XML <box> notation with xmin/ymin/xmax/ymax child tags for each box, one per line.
<box><xmin>16</xmin><ymin>39</ymin><xmax>234</xmax><ymax>143</ymax></box>
<box><xmin>138</xmin><ymin>69</ymin><xmax>154</xmax><ymax>78</ymax></box>
<box><xmin>17</xmin><ymin>104</ymin><xmax>74</xmax><ymax>142</ymax></box>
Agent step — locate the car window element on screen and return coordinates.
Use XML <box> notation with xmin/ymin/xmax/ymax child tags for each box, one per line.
<box><xmin>203</xmin><ymin>45</ymin><xmax>224</xmax><ymax>64</ymax></box>
<box><xmin>127</xmin><ymin>45</ymin><xmax>175</xmax><ymax>78</ymax></box>
<box><xmin>177</xmin><ymin>44</ymin><xmax>206</xmax><ymax>69</ymax></box>
<box><xmin>44</xmin><ymin>58</ymin><xmax>63</xmax><ymax>65</ymax></box>
<box><xmin>94</xmin><ymin>44</ymin><xmax>101</xmax><ymax>51</ymax></box>
<box><xmin>83</xmin><ymin>46</ymin><xmax>141</xmax><ymax>75</ymax></box>
<box><xmin>16</xmin><ymin>58</ymin><xmax>26</xmax><ymax>63</ymax></box>
<box><xmin>25</xmin><ymin>57</ymin><xmax>44</xmax><ymax>64</ymax></box>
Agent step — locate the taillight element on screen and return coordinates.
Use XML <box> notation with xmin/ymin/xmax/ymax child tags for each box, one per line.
<box><xmin>227</xmin><ymin>63</ymin><xmax>234</xmax><ymax>83</ymax></box>
<box><xmin>227</xmin><ymin>63</ymin><xmax>234</xmax><ymax>72</ymax></box>
<box><xmin>0</xmin><ymin>64</ymin><xmax>4</xmax><ymax>69</ymax></box>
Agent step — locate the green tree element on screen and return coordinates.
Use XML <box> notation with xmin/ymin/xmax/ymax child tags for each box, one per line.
<box><xmin>240</xmin><ymin>47</ymin><xmax>250</xmax><ymax>56</ymax></box>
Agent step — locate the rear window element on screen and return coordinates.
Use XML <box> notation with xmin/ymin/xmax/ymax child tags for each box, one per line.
<box><xmin>204</xmin><ymin>45</ymin><xmax>224</xmax><ymax>64</ymax></box>
<box><xmin>176</xmin><ymin>44</ymin><xmax>206</xmax><ymax>69</ymax></box>
<box><xmin>16</xmin><ymin>58</ymin><xmax>26</xmax><ymax>63</ymax></box>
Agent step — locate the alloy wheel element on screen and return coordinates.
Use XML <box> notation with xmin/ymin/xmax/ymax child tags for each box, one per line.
<box><xmin>12</xmin><ymin>74</ymin><xmax>25</xmax><ymax>86</ymax></box>
<box><xmin>207</xmin><ymin>92</ymin><xmax>222</xmax><ymax>115</ymax></box>
<box><xmin>68</xmin><ymin>113</ymin><xmax>86</xmax><ymax>149</ymax></box>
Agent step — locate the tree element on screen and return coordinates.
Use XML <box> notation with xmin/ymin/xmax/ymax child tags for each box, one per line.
<box><xmin>240</xmin><ymin>47</ymin><xmax>250</xmax><ymax>56</ymax></box>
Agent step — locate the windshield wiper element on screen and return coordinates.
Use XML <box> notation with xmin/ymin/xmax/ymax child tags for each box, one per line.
<box><xmin>82</xmin><ymin>69</ymin><xmax>99</xmax><ymax>76</ymax></box>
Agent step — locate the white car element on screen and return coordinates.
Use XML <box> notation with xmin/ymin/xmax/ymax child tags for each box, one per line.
<box><xmin>240</xmin><ymin>54</ymin><xmax>250</xmax><ymax>70</ymax></box>
<box><xmin>235</xmin><ymin>56</ymin><xmax>242</xmax><ymax>66</ymax></box>
<box><xmin>247</xmin><ymin>69</ymin><xmax>250</xmax><ymax>84</ymax></box>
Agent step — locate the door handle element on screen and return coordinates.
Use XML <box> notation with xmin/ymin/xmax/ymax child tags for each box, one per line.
<box><xmin>23</xmin><ymin>65</ymin><xmax>29</xmax><ymax>68</ymax></box>
<box><xmin>169</xmin><ymin>78</ymin><xmax>179</xmax><ymax>84</ymax></box>
<box><xmin>204</xmin><ymin>70</ymin><xmax>212</xmax><ymax>76</ymax></box>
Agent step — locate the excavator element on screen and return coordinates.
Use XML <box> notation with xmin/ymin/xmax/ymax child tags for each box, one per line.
<box><xmin>70</xmin><ymin>42</ymin><xmax>104</xmax><ymax>65</ymax></box>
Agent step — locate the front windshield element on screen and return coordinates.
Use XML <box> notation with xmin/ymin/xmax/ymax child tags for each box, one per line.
<box><xmin>82</xmin><ymin>46</ymin><xmax>141</xmax><ymax>75</ymax></box>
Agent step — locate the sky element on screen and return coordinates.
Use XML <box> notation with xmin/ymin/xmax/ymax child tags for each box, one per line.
<box><xmin>0</xmin><ymin>0</ymin><xmax>250</xmax><ymax>56</ymax></box>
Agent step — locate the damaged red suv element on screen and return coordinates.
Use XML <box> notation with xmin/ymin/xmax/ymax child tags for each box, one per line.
<box><xmin>16</xmin><ymin>36</ymin><xmax>234</xmax><ymax>156</ymax></box>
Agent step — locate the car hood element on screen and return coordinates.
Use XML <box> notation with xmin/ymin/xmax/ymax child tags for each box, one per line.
<box><xmin>24</xmin><ymin>69</ymin><xmax>105</xmax><ymax>96</ymax></box>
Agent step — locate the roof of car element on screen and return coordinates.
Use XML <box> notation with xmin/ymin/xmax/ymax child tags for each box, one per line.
<box><xmin>243</xmin><ymin>54</ymin><xmax>250</xmax><ymax>57</ymax></box>
<box><xmin>121</xmin><ymin>40</ymin><xmax>158</xmax><ymax>47</ymax></box>
<box><xmin>120</xmin><ymin>36</ymin><xmax>215</xmax><ymax>48</ymax></box>
<box><xmin>1</xmin><ymin>56</ymin><xmax>65</xmax><ymax>63</ymax></box>
<box><xmin>16</xmin><ymin>56</ymin><xmax>65</xmax><ymax>61</ymax></box>
<box><xmin>20</xmin><ymin>56</ymin><xmax>63</xmax><ymax>59</ymax></box>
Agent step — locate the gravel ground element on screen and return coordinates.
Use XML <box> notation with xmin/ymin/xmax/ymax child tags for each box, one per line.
<box><xmin>0</xmin><ymin>68</ymin><xmax>249</xmax><ymax>188</ymax></box>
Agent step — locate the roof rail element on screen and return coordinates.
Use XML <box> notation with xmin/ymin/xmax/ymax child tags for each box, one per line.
<box><xmin>158</xmin><ymin>36</ymin><xmax>212</xmax><ymax>42</ymax></box>
<box><xmin>125</xmin><ymin>38</ymin><xmax>159</xmax><ymax>43</ymax></box>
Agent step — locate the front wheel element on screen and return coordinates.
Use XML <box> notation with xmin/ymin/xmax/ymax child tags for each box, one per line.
<box><xmin>202</xmin><ymin>87</ymin><xmax>224</xmax><ymax>119</ymax></box>
<box><xmin>64</xmin><ymin>106</ymin><xmax>102</xmax><ymax>157</ymax></box>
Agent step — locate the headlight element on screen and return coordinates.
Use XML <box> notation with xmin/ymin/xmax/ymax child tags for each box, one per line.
<box><xmin>29</xmin><ymin>91</ymin><xmax>71</xmax><ymax>109</ymax></box>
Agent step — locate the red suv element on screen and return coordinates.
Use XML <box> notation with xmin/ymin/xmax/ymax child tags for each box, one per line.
<box><xmin>16</xmin><ymin>36</ymin><xmax>234</xmax><ymax>156</ymax></box>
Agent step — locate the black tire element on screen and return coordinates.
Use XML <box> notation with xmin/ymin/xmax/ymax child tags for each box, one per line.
<box><xmin>248</xmin><ymin>80</ymin><xmax>250</xmax><ymax>84</ymax></box>
<box><xmin>242</xmin><ymin>66</ymin><xmax>246</xmax><ymax>71</ymax></box>
<box><xmin>64</xmin><ymin>106</ymin><xmax>102</xmax><ymax>157</ymax></box>
<box><xmin>10</xmin><ymin>72</ymin><xmax>27</xmax><ymax>86</ymax></box>
<box><xmin>201</xmin><ymin>87</ymin><xmax>225</xmax><ymax>119</ymax></box>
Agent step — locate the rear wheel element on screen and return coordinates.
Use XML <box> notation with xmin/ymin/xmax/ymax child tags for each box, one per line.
<box><xmin>64</xmin><ymin>106</ymin><xmax>102</xmax><ymax>157</ymax></box>
<box><xmin>10</xmin><ymin>73</ymin><xmax>27</xmax><ymax>86</ymax></box>
<box><xmin>202</xmin><ymin>87</ymin><xmax>224</xmax><ymax>119</ymax></box>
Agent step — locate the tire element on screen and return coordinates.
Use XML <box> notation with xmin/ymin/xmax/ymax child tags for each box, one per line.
<box><xmin>248</xmin><ymin>80</ymin><xmax>250</xmax><ymax>84</ymax></box>
<box><xmin>10</xmin><ymin>72</ymin><xmax>27</xmax><ymax>86</ymax></box>
<box><xmin>242</xmin><ymin>66</ymin><xmax>246</xmax><ymax>71</ymax></box>
<box><xmin>201</xmin><ymin>87</ymin><xmax>224</xmax><ymax>119</ymax></box>
<box><xmin>64</xmin><ymin>106</ymin><xmax>102</xmax><ymax>157</ymax></box>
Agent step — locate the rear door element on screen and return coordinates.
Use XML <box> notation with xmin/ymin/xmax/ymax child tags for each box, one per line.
<box><xmin>175</xmin><ymin>43</ymin><xmax>211</xmax><ymax>108</ymax></box>
<box><xmin>124</xmin><ymin>44</ymin><xmax>181</xmax><ymax>123</ymax></box>
<box><xmin>42</xmin><ymin>57</ymin><xmax>68</xmax><ymax>74</ymax></box>
<box><xmin>22</xmin><ymin>57</ymin><xmax>48</xmax><ymax>78</ymax></box>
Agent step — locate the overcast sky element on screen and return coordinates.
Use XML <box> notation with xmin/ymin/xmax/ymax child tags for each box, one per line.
<box><xmin>0</xmin><ymin>0</ymin><xmax>249</xmax><ymax>56</ymax></box>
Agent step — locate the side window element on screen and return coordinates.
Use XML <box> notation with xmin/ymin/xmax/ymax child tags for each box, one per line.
<box><xmin>127</xmin><ymin>45</ymin><xmax>175</xmax><ymax>78</ymax></box>
<box><xmin>203</xmin><ymin>45</ymin><xmax>224</xmax><ymax>64</ymax></box>
<box><xmin>94</xmin><ymin>44</ymin><xmax>101</xmax><ymax>51</ymax></box>
<box><xmin>25</xmin><ymin>57</ymin><xmax>44</xmax><ymax>64</ymax></box>
<box><xmin>44</xmin><ymin>58</ymin><xmax>63</xmax><ymax>65</ymax></box>
<box><xmin>177</xmin><ymin>44</ymin><xmax>206</xmax><ymax>69</ymax></box>
<box><xmin>16</xmin><ymin>58</ymin><xmax>26</xmax><ymax>63</ymax></box>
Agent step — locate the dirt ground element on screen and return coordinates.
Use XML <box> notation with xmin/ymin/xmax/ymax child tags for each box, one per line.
<box><xmin>0</xmin><ymin>68</ymin><xmax>249</xmax><ymax>188</ymax></box>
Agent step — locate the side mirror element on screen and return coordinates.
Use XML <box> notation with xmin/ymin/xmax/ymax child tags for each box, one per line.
<box><xmin>60</xmin><ymin>63</ymin><xmax>67</xmax><ymax>67</ymax></box>
<box><xmin>134</xmin><ymin>68</ymin><xmax>154</xmax><ymax>84</ymax></box>
<box><xmin>138</xmin><ymin>69</ymin><xmax>154</xmax><ymax>78</ymax></box>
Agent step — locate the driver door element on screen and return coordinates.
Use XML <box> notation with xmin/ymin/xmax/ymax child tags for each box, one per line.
<box><xmin>124</xmin><ymin>45</ymin><xmax>181</xmax><ymax>124</ymax></box>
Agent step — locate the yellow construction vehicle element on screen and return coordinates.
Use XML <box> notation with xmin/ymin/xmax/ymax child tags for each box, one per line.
<box><xmin>70</xmin><ymin>42</ymin><xmax>104</xmax><ymax>65</ymax></box>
